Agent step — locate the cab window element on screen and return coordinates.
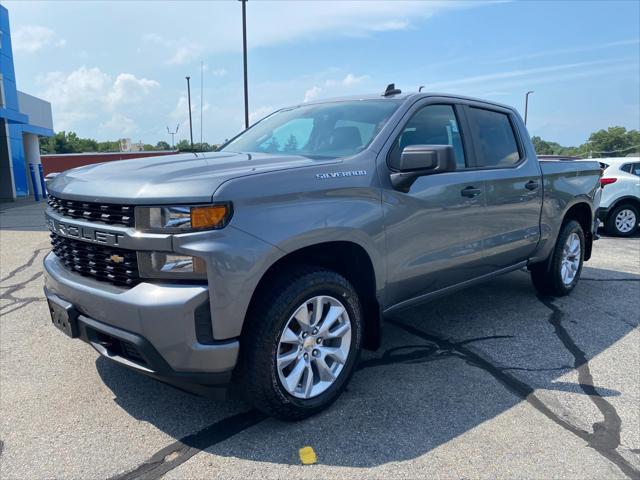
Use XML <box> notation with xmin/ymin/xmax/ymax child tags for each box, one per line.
<box><xmin>468</xmin><ymin>107</ymin><xmax>521</xmax><ymax>168</ymax></box>
<box><xmin>388</xmin><ymin>104</ymin><xmax>466</xmax><ymax>170</ymax></box>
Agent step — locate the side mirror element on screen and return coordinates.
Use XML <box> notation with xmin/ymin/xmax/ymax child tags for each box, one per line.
<box><xmin>390</xmin><ymin>144</ymin><xmax>456</xmax><ymax>192</ymax></box>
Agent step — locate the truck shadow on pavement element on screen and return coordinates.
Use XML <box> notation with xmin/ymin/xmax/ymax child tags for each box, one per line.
<box><xmin>96</xmin><ymin>267</ymin><xmax>640</xmax><ymax>480</ymax></box>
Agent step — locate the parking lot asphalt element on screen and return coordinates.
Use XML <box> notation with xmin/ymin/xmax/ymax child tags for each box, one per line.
<box><xmin>1</xmin><ymin>200</ymin><xmax>639</xmax><ymax>480</ymax></box>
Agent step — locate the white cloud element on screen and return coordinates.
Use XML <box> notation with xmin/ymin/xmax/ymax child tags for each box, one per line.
<box><xmin>303</xmin><ymin>86</ymin><xmax>323</xmax><ymax>103</ymax></box>
<box><xmin>100</xmin><ymin>113</ymin><xmax>138</xmax><ymax>136</ymax></box>
<box><xmin>325</xmin><ymin>74</ymin><xmax>369</xmax><ymax>87</ymax></box>
<box><xmin>303</xmin><ymin>73</ymin><xmax>370</xmax><ymax>102</ymax></box>
<box><xmin>238</xmin><ymin>1</ymin><xmax>480</xmax><ymax>52</ymax></box>
<box><xmin>12</xmin><ymin>25</ymin><xmax>66</xmax><ymax>53</ymax></box>
<box><xmin>134</xmin><ymin>1</ymin><xmax>490</xmax><ymax>58</ymax></box>
<box><xmin>143</xmin><ymin>33</ymin><xmax>203</xmax><ymax>65</ymax></box>
<box><xmin>107</xmin><ymin>74</ymin><xmax>159</xmax><ymax>108</ymax></box>
<box><xmin>425</xmin><ymin>59</ymin><xmax>621</xmax><ymax>91</ymax></box>
<box><xmin>369</xmin><ymin>20</ymin><xmax>411</xmax><ymax>32</ymax></box>
<box><xmin>167</xmin><ymin>44</ymin><xmax>203</xmax><ymax>66</ymax></box>
<box><xmin>37</xmin><ymin>66</ymin><xmax>159</xmax><ymax>134</ymax></box>
<box><xmin>490</xmin><ymin>38</ymin><xmax>640</xmax><ymax>64</ymax></box>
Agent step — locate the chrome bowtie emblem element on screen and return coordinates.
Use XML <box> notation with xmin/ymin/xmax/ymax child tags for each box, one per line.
<box><xmin>109</xmin><ymin>254</ymin><xmax>124</xmax><ymax>264</ymax></box>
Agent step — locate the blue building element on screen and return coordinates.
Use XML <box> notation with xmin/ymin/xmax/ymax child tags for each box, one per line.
<box><xmin>1</xmin><ymin>4</ymin><xmax>54</xmax><ymax>201</ymax></box>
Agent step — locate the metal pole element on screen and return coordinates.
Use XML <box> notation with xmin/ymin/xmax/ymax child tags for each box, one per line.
<box><xmin>186</xmin><ymin>76</ymin><xmax>194</xmax><ymax>151</ymax></box>
<box><xmin>241</xmin><ymin>0</ymin><xmax>249</xmax><ymax>129</ymax></box>
<box><xmin>524</xmin><ymin>90</ymin><xmax>534</xmax><ymax>125</ymax></box>
<box><xmin>200</xmin><ymin>61</ymin><xmax>204</xmax><ymax>149</ymax></box>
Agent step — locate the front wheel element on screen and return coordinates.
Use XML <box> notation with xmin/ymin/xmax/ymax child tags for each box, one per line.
<box><xmin>239</xmin><ymin>267</ymin><xmax>363</xmax><ymax>420</ymax></box>
<box><xmin>530</xmin><ymin>220</ymin><xmax>585</xmax><ymax>296</ymax></box>
<box><xmin>605</xmin><ymin>204</ymin><xmax>638</xmax><ymax>237</ymax></box>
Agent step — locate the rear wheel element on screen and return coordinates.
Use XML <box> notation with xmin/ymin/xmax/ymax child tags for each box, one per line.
<box><xmin>531</xmin><ymin>220</ymin><xmax>584</xmax><ymax>296</ymax></box>
<box><xmin>239</xmin><ymin>267</ymin><xmax>363</xmax><ymax>420</ymax></box>
<box><xmin>605</xmin><ymin>204</ymin><xmax>638</xmax><ymax>237</ymax></box>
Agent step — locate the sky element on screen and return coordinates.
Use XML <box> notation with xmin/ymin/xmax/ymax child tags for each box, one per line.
<box><xmin>4</xmin><ymin>0</ymin><xmax>640</xmax><ymax>147</ymax></box>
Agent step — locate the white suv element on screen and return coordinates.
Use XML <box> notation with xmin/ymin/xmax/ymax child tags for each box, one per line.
<box><xmin>598</xmin><ymin>157</ymin><xmax>640</xmax><ymax>236</ymax></box>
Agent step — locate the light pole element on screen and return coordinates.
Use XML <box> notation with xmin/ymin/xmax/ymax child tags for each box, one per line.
<box><xmin>240</xmin><ymin>0</ymin><xmax>249</xmax><ymax>129</ymax></box>
<box><xmin>166</xmin><ymin>124</ymin><xmax>179</xmax><ymax>149</ymax></box>
<box><xmin>186</xmin><ymin>76</ymin><xmax>194</xmax><ymax>151</ymax></box>
<box><xmin>524</xmin><ymin>90</ymin><xmax>534</xmax><ymax>126</ymax></box>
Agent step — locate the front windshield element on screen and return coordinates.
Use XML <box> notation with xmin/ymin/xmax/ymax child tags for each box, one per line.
<box><xmin>221</xmin><ymin>100</ymin><xmax>402</xmax><ymax>158</ymax></box>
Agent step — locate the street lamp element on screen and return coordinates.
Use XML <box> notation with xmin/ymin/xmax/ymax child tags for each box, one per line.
<box><xmin>524</xmin><ymin>90</ymin><xmax>534</xmax><ymax>126</ymax></box>
<box><xmin>240</xmin><ymin>0</ymin><xmax>249</xmax><ymax>130</ymax></box>
<box><xmin>166</xmin><ymin>124</ymin><xmax>179</xmax><ymax>149</ymax></box>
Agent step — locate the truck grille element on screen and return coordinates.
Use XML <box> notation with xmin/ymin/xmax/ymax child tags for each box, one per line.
<box><xmin>51</xmin><ymin>233</ymin><xmax>140</xmax><ymax>287</ymax></box>
<box><xmin>47</xmin><ymin>195</ymin><xmax>134</xmax><ymax>227</ymax></box>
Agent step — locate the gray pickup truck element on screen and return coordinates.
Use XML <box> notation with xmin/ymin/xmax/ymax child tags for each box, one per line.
<box><xmin>44</xmin><ymin>87</ymin><xmax>601</xmax><ymax>420</ymax></box>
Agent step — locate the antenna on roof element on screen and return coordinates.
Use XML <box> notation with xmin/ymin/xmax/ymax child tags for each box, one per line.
<box><xmin>418</xmin><ymin>85</ymin><xmax>425</xmax><ymax>92</ymax></box>
<box><xmin>383</xmin><ymin>83</ymin><xmax>402</xmax><ymax>97</ymax></box>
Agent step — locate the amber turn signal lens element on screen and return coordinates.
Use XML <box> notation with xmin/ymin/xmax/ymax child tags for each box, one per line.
<box><xmin>190</xmin><ymin>205</ymin><xmax>228</xmax><ymax>229</ymax></box>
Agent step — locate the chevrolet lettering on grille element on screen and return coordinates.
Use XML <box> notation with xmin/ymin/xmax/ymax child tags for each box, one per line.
<box><xmin>47</xmin><ymin>217</ymin><xmax>124</xmax><ymax>247</ymax></box>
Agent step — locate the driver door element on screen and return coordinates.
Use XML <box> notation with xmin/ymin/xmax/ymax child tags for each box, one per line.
<box><xmin>381</xmin><ymin>101</ymin><xmax>492</xmax><ymax>308</ymax></box>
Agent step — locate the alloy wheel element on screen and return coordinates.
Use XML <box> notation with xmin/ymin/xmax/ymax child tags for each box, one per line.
<box><xmin>560</xmin><ymin>232</ymin><xmax>581</xmax><ymax>285</ymax></box>
<box><xmin>615</xmin><ymin>208</ymin><xmax>637</xmax><ymax>234</ymax></box>
<box><xmin>276</xmin><ymin>295</ymin><xmax>352</xmax><ymax>399</ymax></box>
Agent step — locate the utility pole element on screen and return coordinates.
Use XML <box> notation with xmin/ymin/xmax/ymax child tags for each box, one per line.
<box><xmin>524</xmin><ymin>90</ymin><xmax>534</xmax><ymax>126</ymax></box>
<box><xmin>166</xmin><ymin>124</ymin><xmax>179</xmax><ymax>149</ymax></box>
<box><xmin>240</xmin><ymin>0</ymin><xmax>249</xmax><ymax>129</ymax></box>
<box><xmin>186</xmin><ymin>76</ymin><xmax>194</xmax><ymax>151</ymax></box>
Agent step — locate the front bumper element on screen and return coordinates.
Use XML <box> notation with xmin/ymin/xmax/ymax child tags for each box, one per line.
<box><xmin>43</xmin><ymin>252</ymin><xmax>239</xmax><ymax>390</ymax></box>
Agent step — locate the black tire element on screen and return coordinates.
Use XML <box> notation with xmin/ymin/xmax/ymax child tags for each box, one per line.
<box><xmin>605</xmin><ymin>203</ymin><xmax>639</xmax><ymax>237</ymax></box>
<box><xmin>530</xmin><ymin>220</ymin><xmax>585</xmax><ymax>296</ymax></box>
<box><xmin>239</xmin><ymin>266</ymin><xmax>363</xmax><ymax>421</ymax></box>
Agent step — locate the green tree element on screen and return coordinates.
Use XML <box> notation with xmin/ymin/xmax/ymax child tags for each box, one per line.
<box><xmin>264</xmin><ymin>136</ymin><xmax>280</xmax><ymax>153</ymax></box>
<box><xmin>39</xmin><ymin>131</ymin><xmax>97</xmax><ymax>154</ymax></box>
<box><xmin>97</xmin><ymin>141</ymin><xmax>120</xmax><ymax>152</ymax></box>
<box><xmin>155</xmin><ymin>141</ymin><xmax>171</xmax><ymax>150</ymax></box>
<box><xmin>531</xmin><ymin>136</ymin><xmax>555</xmax><ymax>155</ymax></box>
<box><xmin>587</xmin><ymin>126</ymin><xmax>639</xmax><ymax>157</ymax></box>
<box><xmin>176</xmin><ymin>139</ymin><xmax>192</xmax><ymax>151</ymax></box>
<box><xmin>283</xmin><ymin>134</ymin><xmax>299</xmax><ymax>152</ymax></box>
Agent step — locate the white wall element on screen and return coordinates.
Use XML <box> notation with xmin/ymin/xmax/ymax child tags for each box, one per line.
<box><xmin>17</xmin><ymin>91</ymin><xmax>53</xmax><ymax>131</ymax></box>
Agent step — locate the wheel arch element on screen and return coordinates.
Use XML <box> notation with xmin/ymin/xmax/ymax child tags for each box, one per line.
<box><xmin>607</xmin><ymin>195</ymin><xmax>640</xmax><ymax>214</ymax></box>
<box><xmin>244</xmin><ymin>241</ymin><xmax>382</xmax><ymax>351</ymax></box>
<box><xmin>563</xmin><ymin>201</ymin><xmax>594</xmax><ymax>260</ymax></box>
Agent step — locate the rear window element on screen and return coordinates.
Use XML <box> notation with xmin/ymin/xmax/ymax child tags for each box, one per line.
<box><xmin>468</xmin><ymin>107</ymin><xmax>521</xmax><ymax>168</ymax></box>
<box><xmin>622</xmin><ymin>162</ymin><xmax>640</xmax><ymax>176</ymax></box>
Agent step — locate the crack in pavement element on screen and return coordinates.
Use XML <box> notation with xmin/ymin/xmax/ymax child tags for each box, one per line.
<box><xmin>390</xmin><ymin>314</ymin><xmax>639</xmax><ymax>480</ymax></box>
<box><xmin>537</xmin><ymin>295</ymin><xmax>639</xmax><ymax>480</ymax></box>
<box><xmin>109</xmin><ymin>334</ymin><xmax>507</xmax><ymax>480</ymax></box>
<box><xmin>109</xmin><ymin>312</ymin><xmax>640</xmax><ymax>480</ymax></box>
<box><xmin>0</xmin><ymin>270</ymin><xmax>45</xmax><ymax>315</ymax></box>
<box><xmin>17</xmin><ymin>263</ymin><xmax>633</xmax><ymax>479</ymax></box>
<box><xmin>0</xmin><ymin>248</ymin><xmax>49</xmax><ymax>315</ymax></box>
<box><xmin>109</xmin><ymin>323</ymin><xmax>610</xmax><ymax>480</ymax></box>
<box><xmin>0</xmin><ymin>247</ymin><xmax>49</xmax><ymax>284</ymax></box>
<box><xmin>109</xmin><ymin>410</ymin><xmax>267</xmax><ymax>480</ymax></box>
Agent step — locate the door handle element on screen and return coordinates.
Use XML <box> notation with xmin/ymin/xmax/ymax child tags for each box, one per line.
<box><xmin>461</xmin><ymin>186</ymin><xmax>482</xmax><ymax>198</ymax></box>
<box><xmin>525</xmin><ymin>180</ymin><xmax>540</xmax><ymax>191</ymax></box>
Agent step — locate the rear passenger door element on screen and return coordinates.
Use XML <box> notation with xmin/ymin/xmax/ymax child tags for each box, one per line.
<box><xmin>464</xmin><ymin>104</ymin><xmax>543</xmax><ymax>269</ymax></box>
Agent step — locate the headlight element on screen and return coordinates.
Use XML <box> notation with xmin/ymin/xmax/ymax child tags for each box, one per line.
<box><xmin>137</xmin><ymin>252</ymin><xmax>207</xmax><ymax>280</ymax></box>
<box><xmin>136</xmin><ymin>204</ymin><xmax>232</xmax><ymax>232</ymax></box>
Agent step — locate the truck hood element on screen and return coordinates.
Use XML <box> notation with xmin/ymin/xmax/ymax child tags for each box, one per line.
<box><xmin>48</xmin><ymin>151</ymin><xmax>338</xmax><ymax>204</ymax></box>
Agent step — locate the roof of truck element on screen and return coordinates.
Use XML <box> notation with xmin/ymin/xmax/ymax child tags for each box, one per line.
<box><xmin>301</xmin><ymin>91</ymin><xmax>517</xmax><ymax>112</ymax></box>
